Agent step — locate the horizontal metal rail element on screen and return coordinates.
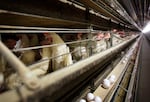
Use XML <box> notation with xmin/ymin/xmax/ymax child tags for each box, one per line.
<box><xmin>0</xmin><ymin>25</ymin><xmax>92</xmax><ymax>30</ymax></box>
<box><xmin>0</xmin><ymin>30</ymin><xmax>93</xmax><ymax>33</ymax></box>
<box><xmin>0</xmin><ymin>25</ymin><xmax>109</xmax><ymax>33</ymax></box>
<box><xmin>12</xmin><ymin>39</ymin><xmax>92</xmax><ymax>52</ymax></box>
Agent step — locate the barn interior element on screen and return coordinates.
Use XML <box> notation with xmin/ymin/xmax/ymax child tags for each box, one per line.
<box><xmin>0</xmin><ymin>0</ymin><xmax>149</xmax><ymax>102</ymax></box>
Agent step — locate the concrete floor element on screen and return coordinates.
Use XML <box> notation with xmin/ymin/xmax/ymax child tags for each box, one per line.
<box><xmin>137</xmin><ymin>34</ymin><xmax>150</xmax><ymax>102</ymax></box>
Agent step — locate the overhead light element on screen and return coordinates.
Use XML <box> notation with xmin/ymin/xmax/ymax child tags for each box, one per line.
<box><xmin>142</xmin><ymin>21</ymin><xmax>150</xmax><ymax>33</ymax></box>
